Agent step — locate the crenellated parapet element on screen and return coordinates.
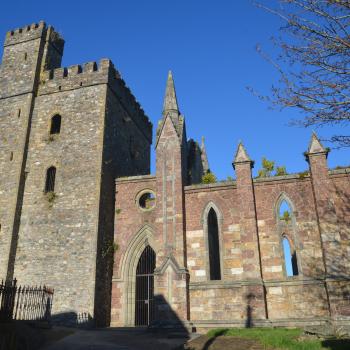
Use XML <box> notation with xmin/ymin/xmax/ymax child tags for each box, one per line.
<box><xmin>38</xmin><ymin>58</ymin><xmax>110</xmax><ymax>92</ymax></box>
<box><xmin>4</xmin><ymin>21</ymin><xmax>64</xmax><ymax>52</ymax></box>
<box><xmin>4</xmin><ymin>21</ymin><xmax>46</xmax><ymax>46</ymax></box>
<box><xmin>38</xmin><ymin>59</ymin><xmax>152</xmax><ymax>139</ymax></box>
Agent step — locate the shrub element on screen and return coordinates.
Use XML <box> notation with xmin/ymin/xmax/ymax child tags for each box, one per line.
<box><xmin>201</xmin><ymin>171</ymin><xmax>217</xmax><ymax>184</ymax></box>
<box><xmin>276</xmin><ymin>166</ymin><xmax>287</xmax><ymax>176</ymax></box>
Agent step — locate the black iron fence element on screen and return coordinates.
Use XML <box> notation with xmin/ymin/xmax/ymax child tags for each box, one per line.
<box><xmin>0</xmin><ymin>279</ymin><xmax>54</xmax><ymax>323</ymax></box>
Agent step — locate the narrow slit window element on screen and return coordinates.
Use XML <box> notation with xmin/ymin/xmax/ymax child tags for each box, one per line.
<box><xmin>50</xmin><ymin>114</ymin><xmax>61</xmax><ymax>134</ymax></box>
<box><xmin>45</xmin><ymin>166</ymin><xmax>56</xmax><ymax>193</ymax></box>
<box><xmin>282</xmin><ymin>237</ymin><xmax>299</xmax><ymax>277</ymax></box>
<box><xmin>208</xmin><ymin>208</ymin><xmax>221</xmax><ymax>280</ymax></box>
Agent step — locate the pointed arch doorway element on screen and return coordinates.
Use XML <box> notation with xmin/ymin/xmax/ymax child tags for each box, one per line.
<box><xmin>135</xmin><ymin>245</ymin><xmax>156</xmax><ymax>326</ymax></box>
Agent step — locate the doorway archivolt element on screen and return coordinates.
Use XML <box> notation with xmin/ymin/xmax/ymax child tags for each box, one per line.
<box><xmin>121</xmin><ymin>224</ymin><xmax>157</xmax><ymax>326</ymax></box>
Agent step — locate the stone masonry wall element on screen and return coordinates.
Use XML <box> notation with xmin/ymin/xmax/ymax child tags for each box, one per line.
<box><xmin>13</xmin><ymin>84</ymin><xmax>107</xmax><ymax>323</ymax></box>
<box><xmin>0</xmin><ymin>21</ymin><xmax>152</xmax><ymax>326</ymax></box>
<box><xmin>0</xmin><ymin>94</ymin><xmax>33</xmax><ymax>279</ymax></box>
<box><xmin>111</xmin><ymin>176</ymin><xmax>157</xmax><ymax>326</ymax></box>
<box><xmin>0</xmin><ymin>21</ymin><xmax>63</xmax><ymax>280</ymax></box>
<box><xmin>327</xmin><ymin>171</ymin><xmax>350</xmax><ymax>319</ymax></box>
<box><xmin>183</xmin><ymin>170</ymin><xmax>349</xmax><ymax>325</ymax></box>
<box><xmin>95</xmin><ymin>86</ymin><xmax>152</xmax><ymax>326</ymax></box>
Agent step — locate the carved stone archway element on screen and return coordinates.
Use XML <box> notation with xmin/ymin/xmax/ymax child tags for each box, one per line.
<box><xmin>120</xmin><ymin>225</ymin><xmax>157</xmax><ymax>326</ymax></box>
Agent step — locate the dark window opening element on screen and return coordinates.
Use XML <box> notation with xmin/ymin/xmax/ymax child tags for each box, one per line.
<box><xmin>291</xmin><ymin>251</ymin><xmax>299</xmax><ymax>276</ymax></box>
<box><xmin>139</xmin><ymin>192</ymin><xmax>155</xmax><ymax>210</ymax></box>
<box><xmin>282</xmin><ymin>236</ymin><xmax>299</xmax><ymax>277</ymax></box>
<box><xmin>10</xmin><ymin>152</ymin><xmax>13</xmax><ymax>161</ymax></box>
<box><xmin>50</xmin><ymin>115</ymin><xmax>61</xmax><ymax>135</ymax></box>
<box><xmin>45</xmin><ymin>166</ymin><xmax>56</xmax><ymax>193</ymax></box>
<box><xmin>24</xmin><ymin>52</ymin><xmax>27</xmax><ymax>61</ymax></box>
<box><xmin>208</xmin><ymin>208</ymin><xmax>221</xmax><ymax>280</ymax></box>
<box><xmin>18</xmin><ymin>109</ymin><xmax>21</xmax><ymax>118</ymax></box>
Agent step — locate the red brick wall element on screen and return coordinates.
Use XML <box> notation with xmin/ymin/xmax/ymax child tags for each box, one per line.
<box><xmin>111</xmin><ymin>163</ymin><xmax>350</xmax><ymax>326</ymax></box>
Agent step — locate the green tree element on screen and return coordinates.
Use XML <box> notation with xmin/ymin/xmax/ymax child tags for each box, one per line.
<box><xmin>280</xmin><ymin>210</ymin><xmax>291</xmax><ymax>222</ymax></box>
<box><xmin>275</xmin><ymin>166</ymin><xmax>287</xmax><ymax>176</ymax></box>
<box><xmin>258</xmin><ymin>157</ymin><xmax>275</xmax><ymax>177</ymax></box>
<box><xmin>257</xmin><ymin>158</ymin><xmax>288</xmax><ymax>177</ymax></box>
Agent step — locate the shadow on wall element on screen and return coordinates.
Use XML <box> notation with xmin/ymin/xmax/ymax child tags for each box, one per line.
<box><xmin>148</xmin><ymin>294</ymin><xmax>191</xmax><ymax>337</ymax></box>
<box><xmin>321</xmin><ymin>339</ymin><xmax>350</xmax><ymax>350</ymax></box>
<box><xmin>245</xmin><ymin>293</ymin><xmax>254</xmax><ymax>328</ymax></box>
<box><xmin>51</xmin><ymin>311</ymin><xmax>94</xmax><ymax>328</ymax></box>
<box><xmin>200</xmin><ymin>293</ymin><xmax>256</xmax><ymax>350</ymax></box>
<box><xmin>299</xmin><ymin>185</ymin><xmax>350</xmax><ymax>319</ymax></box>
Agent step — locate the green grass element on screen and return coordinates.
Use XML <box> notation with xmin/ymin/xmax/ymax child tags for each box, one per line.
<box><xmin>206</xmin><ymin>328</ymin><xmax>350</xmax><ymax>350</ymax></box>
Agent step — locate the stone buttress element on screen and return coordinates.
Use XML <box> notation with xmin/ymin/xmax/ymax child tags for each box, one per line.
<box><xmin>153</xmin><ymin>71</ymin><xmax>190</xmax><ymax>326</ymax></box>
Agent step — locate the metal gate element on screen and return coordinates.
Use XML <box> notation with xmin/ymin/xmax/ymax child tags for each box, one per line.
<box><xmin>135</xmin><ymin>245</ymin><xmax>156</xmax><ymax>326</ymax></box>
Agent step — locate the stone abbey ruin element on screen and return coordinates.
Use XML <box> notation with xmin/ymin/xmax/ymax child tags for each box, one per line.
<box><xmin>0</xmin><ymin>22</ymin><xmax>349</xmax><ymax>330</ymax></box>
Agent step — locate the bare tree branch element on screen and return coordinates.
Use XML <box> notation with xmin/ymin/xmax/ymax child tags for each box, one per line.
<box><xmin>254</xmin><ymin>0</ymin><xmax>350</xmax><ymax>147</ymax></box>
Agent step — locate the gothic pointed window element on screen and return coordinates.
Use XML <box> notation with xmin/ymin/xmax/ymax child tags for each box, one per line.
<box><xmin>277</xmin><ymin>197</ymin><xmax>299</xmax><ymax>277</ymax></box>
<box><xmin>282</xmin><ymin>236</ymin><xmax>299</xmax><ymax>276</ymax></box>
<box><xmin>279</xmin><ymin>200</ymin><xmax>292</xmax><ymax>222</ymax></box>
<box><xmin>50</xmin><ymin>114</ymin><xmax>61</xmax><ymax>135</ymax></box>
<box><xmin>45</xmin><ymin>166</ymin><xmax>56</xmax><ymax>193</ymax></box>
<box><xmin>208</xmin><ymin>208</ymin><xmax>221</xmax><ymax>280</ymax></box>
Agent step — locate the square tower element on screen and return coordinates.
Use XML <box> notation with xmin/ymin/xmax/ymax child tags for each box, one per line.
<box><xmin>0</xmin><ymin>22</ymin><xmax>152</xmax><ymax>326</ymax></box>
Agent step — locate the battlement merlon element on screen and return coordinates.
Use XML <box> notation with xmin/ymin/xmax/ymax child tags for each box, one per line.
<box><xmin>4</xmin><ymin>21</ymin><xmax>64</xmax><ymax>54</ymax></box>
<box><xmin>38</xmin><ymin>58</ymin><xmax>152</xmax><ymax>143</ymax></box>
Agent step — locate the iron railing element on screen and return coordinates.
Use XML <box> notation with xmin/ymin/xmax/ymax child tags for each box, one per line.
<box><xmin>0</xmin><ymin>279</ymin><xmax>54</xmax><ymax>323</ymax></box>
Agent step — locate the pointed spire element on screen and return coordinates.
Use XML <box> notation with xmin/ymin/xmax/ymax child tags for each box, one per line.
<box><xmin>234</xmin><ymin>142</ymin><xmax>251</xmax><ymax>163</ymax></box>
<box><xmin>308</xmin><ymin>132</ymin><xmax>327</xmax><ymax>154</ymax></box>
<box><xmin>200</xmin><ymin>136</ymin><xmax>209</xmax><ymax>174</ymax></box>
<box><xmin>163</xmin><ymin>70</ymin><xmax>179</xmax><ymax>115</ymax></box>
<box><xmin>232</xmin><ymin>142</ymin><xmax>253</xmax><ymax>168</ymax></box>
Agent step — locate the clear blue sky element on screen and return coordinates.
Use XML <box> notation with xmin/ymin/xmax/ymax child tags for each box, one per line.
<box><xmin>1</xmin><ymin>0</ymin><xmax>348</xmax><ymax>179</ymax></box>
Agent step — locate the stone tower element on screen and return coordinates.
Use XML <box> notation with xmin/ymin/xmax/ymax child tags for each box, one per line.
<box><xmin>0</xmin><ymin>22</ymin><xmax>152</xmax><ymax>326</ymax></box>
<box><xmin>0</xmin><ymin>22</ymin><xmax>64</xmax><ymax>281</ymax></box>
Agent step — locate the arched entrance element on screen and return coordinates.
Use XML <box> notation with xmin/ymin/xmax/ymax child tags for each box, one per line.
<box><xmin>135</xmin><ymin>245</ymin><xmax>156</xmax><ymax>326</ymax></box>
